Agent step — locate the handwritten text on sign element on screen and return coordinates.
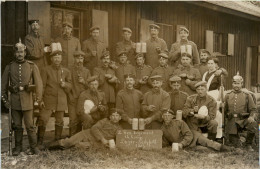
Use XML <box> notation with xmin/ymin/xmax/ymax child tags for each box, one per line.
<box><xmin>116</xmin><ymin>130</ymin><xmax>162</xmax><ymax>150</ymax></box>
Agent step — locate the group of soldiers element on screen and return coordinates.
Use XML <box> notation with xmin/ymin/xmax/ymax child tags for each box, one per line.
<box><xmin>1</xmin><ymin>19</ymin><xmax>258</xmax><ymax>156</ymax></box>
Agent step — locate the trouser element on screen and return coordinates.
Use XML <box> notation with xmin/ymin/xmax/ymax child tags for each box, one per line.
<box><xmin>81</xmin><ymin>111</ymin><xmax>107</xmax><ymax>130</ymax></box>
<box><xmin>12</xmin><ymin>109</ymin><xmax>37</xmax><ymax>150</ymax></box>
<box><xmin>191</xmin><ymin>130</ymin><xmax>221</xmax><ymax>151</ymax></box>
<box><xmin>68</xmin><ymin>101</ymin><xmax>81</xmax><ymax>136</ymax></box>
<box><xmin>59</xmin><ymin>130</ymin><xmax>90</xmax><ymax>148</ymax></box>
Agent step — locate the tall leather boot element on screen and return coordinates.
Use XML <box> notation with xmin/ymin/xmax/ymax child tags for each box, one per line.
<box><xmin>69</xmin><ymin>125</ymin><xmax>79</xmax><ymax>137</ymax></box>
<box><xmin>55</xmin><ymin>125</ymin><xmax>63</xmax><ymax>140</ymax></box>
<box><xmin>37</xmin><ymin>126</ymin><xmax>46</xmax><ymax>150</ymax></box>
<box><xmin>13</xmin><ymin>129</ymin><xmax>23</xmax><ymax>156</ymax></box>
<box><xmin>77</xmin><ymin>123</ymin><xmax>82</xmax><ymax>133</ymax></box>
<box><xmin>245</xmin><ymin>132</ymin><xmax>255</xmax><ymax>152</ymax></box>
<box><xmin>208</xmin><ymin>132</ymin><xmax>217</xmax><ymax>141</ymax></box>
<box><xmin>27</xmin><ymin>130</ymin><xmax>41</xmax><ymax>155</ymax></box>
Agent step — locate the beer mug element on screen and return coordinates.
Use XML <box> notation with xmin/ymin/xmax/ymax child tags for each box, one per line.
<box><xmin>108</xmin><ymin>139</ymin><xmax>116</xmax><ymax>149</ymax></box>
<box><xmin>186</xmin><ymin>45</ymin><xmax>192</xmax><ymax>56</ymax></box>
<box><xmin>141</xmin><ymin>43</ymin><xmax>147</xmax><ymax>53</ymax></box>
<box><xmin>176</xmin><ymin>110</ymin><xmax>182</xmax><ymax>120</ymax></box>
<box><xmin>136</xmin><ymin>43</ymin><xmax>142</xmax><ymax>53</ymax></box>
<box><xmin>180</xmin><ymin>45</ymin><xmax>186</xmax><ymax>54</ymax></box>
<box><xmin>138</xmin><ymin>118</ymin><xmax>145</xmax><ymax>130</ymax></box>
<box><xmin>132</xmin><ymin>118</ymin><xmax>138</xmax><ymax>130</ymax></box>
<box><xmin>172</xmin><ymin>143</ymin><xmax>179</xmax><ymax>152</ymax></box>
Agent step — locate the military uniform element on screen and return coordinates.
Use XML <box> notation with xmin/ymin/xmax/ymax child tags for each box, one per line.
<box><xmin>172</xmin><ymin>64</ymin><xmax>201</xmax><ymax>95</ymax></box>
<box><xmin>2</xmin><ymin>58</ymin><xmax>43</xmax><ymax>154</ymax></box>
<box><xmin>135</xmin><ymin>64</ymin><xmax>153</xmax><ymax>94</ymax></box>
<box><xmin>194</xmin><ymin>63</ymin><xmax>208</xmax><ymax>76</ymax></box>
<box><xmin>116</xmin><ymin>88</ymin><xmax>143</xmax><ymax>128</ymax></box>
<box><xmin>116</xmin><ymin>40</ymin><xmax>136</xmax><ymax>65</ymax></box>
<box><xmin>169</xmin><ymin>91</ymin><xmax>188</xmax><ymax>113</ymax></box>
<box><xmin>77</xmin><ymin>89</ymin><xmax>107</xmax><ymax>129</ymax></box>
<box><xmin>115</xmin><ymin>63</ymin><xmax>136</xmax><ymax>92</ymax></box>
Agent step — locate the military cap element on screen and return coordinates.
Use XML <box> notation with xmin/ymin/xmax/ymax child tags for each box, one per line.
<box><xmin>62</xmin><ymin>21</ymin><xmax>73</xmax><ymax>28</ymax></box>
<box><xmin>150</xmin><ymin>75</ymin><xmax>163</xmax><ymax>81</ymax></box>
<box><xmin>199</xmin><ymin>49</ymin><xmax>211</xmax><ymax>56</ymax></box>
<box><xmin>169</xmin><ymin>76</ymin><xmax>182</xmax><ymax>83</ymax></box>
<box><xmin>109</xmin><ymin>108</ymin><xmax>124</xmax><ymax>116</ymax></box>
<box><xmin>233</xmin><ymin>71</ymin><xmax>243</xmax><ymax>83</ymax></box>
<box><xmin>73</xmin><ymin>50</ymin><xmax>85</xmax><ymax>57</ymax></box>
<box><xmin>149</xmin><ymin>24</ymin><xmax>160</xmax><ymax>29</ymax></box>
<box><xmin>135</xmin><ymin>53</ymin><xmax>145</xmax><ymax>59</ymax></box>
<box><xmin>50</xmin><ymin>43</ymin><xmax>62</xmax><ymax>56</ymax></box>
<box><xmin>100</xmin><ymin>50</ymin><xmax>110</xmax><ymax>59</ymax></box>
<box><xmin>124</xmin><ymin>74</ymin><xmax>136</xmax><ymax>79</ymax></box>
<box><xmin>181</xmin><ymin>52</ymin><xmax>192</xmax><ymax>58</ymax></box>
<box><xmin>28</xmin><ymin>20</ymin><xmax>39</xmax><ymax>25</ymax></box>
<box><xmin>87</xmin><ymin>75</ymin><xmax>99</xmax><ymax>83</ymax></box>
<box><xmin>158</xmin><ymin>53</ymin><xmax>169</xmax><ymax>59</ymax></box>
<box><xmin>195</xmin><ymin>81</ymin><xmax>207</xmax><ymax>88</ymax></box>
<box><xmin>162</xmin><ymin>109</ymin><xmax>175</xmax><ymax>115</ymax></box>
<box><xmin>14</xmin><ymin>38</ymin><xmax>26</xmax><ymax>51</ymax></box>
<box><xmin>179</xmin><ymin>26</ymin><xmax>189</xmax><ymax>33</ymax></box>
<box><xmin>90</xmin><ymin>26</ymin><xmax>100</xmax><ymax>32</ymax></box>
<box><xmin>122</xmin><ymin>27</ymin><xmax>132</xmax><ymax>33</ymax></box>
<box><xmin>118</xmin><ymin>50</ymin><xmax>127</xmax><ymax>57</ymax></box>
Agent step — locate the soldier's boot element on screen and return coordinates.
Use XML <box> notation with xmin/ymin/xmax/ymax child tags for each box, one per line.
<box><xmin>228</xmin><ymin>134</ymin><xmax>240</xmax><ymax>147</ymax></box>
<box><xmin>48</xmin><ymin>141</ymin><xmax>62</xmax><ymax>150</ymax></box>
<box><xmin>37</xmin><ymin>126</ymin><xmax>46</xmax><ymax>150</ymax></box>
<box><xmin>77</xmin><ymin>123</ymin><xmax>82</xmax><ymax>133</ymax></box>
<box><xmin>27</xmin><ymin>130</ymin><xmax>41</xmax><ymax>155</ymax></box>
<box><xmin>55</xmin><ymin>125</ymin><xmax>63</xmax><ymax>141</ymax></box>
<box><xmin>13</xmin><ymin>129</ymin><xmax>23</xmax><ymax>156</ymax></box>
<box><xmin>208</xmin><ymin>132</ymin><xmax>217</xmax><ymax>141</ymax></box>
<box><xmin>245</xmin><ymin>132</ymin><xmax>255</xmax><ymax>152</ymax></box>
<box><xmin>69</xmin><ymin>125</ymin><xmax>78</xmax><ymax>137</ymax></box>
<box><xmin>220</xmin><ymin>144</ymin><xmax>234</xmax><ymax>152</ymax></box>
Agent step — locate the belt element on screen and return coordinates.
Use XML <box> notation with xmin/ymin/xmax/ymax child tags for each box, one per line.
<box><xmin>18</xmin><ymin>86</ymin><xmax>25</xmax><ymax>91</ymax></box>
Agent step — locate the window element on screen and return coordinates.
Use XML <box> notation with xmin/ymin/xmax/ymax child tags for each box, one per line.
<box><xmin>50</xmin><ymin>8</ymin><xmax>81</xmax><ymax>40</ymax></box>
<box><xmin>213</xmin><ymin>32</ymin><xmax>228</xmax><ymax>55</ymax></box>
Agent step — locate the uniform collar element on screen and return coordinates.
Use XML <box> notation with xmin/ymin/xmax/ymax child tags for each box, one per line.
<box><xmin>179</xmin><ymin>39</ymin><xmax>189</xmax><ymax>43</ymax></box>
<box><xmin>137</xmin><ymin>64</ymin><xmax>144</xmax><ymax>70</ymax></box>
<box><xmin>152</xmin><ymin>88</ymin><xmax>161</xmax><ymax>94</ymax></box>
<box><xmin>51</xmin><ymin>64</ymin><xmax>62</xmax><ymax>70</ymax></box>
<box><xmin>30</xmin><ymin>31</ymin><xmax>40</xmax><ymax>38</ymax></box>
<box><xmin>15</xmin><ymin>59</ymin><xmax>26</xmax><ymax>64</ymax></box>
<box><xmin>232</xmin><ymin>89</ymin><xmax>242</xmax><ymax>94</ymax></box>
<box><xmin>63</xmin><ymin>34</ymin><xmax>72</xmax><ymax>40</ymax></box>
<box><xmin>150</xmin><ymin>37</ymin><xmax>159</xmax><ymax>42</ymax></box>
<box><xmin>123</xmin><ymin>39</ymin><xmax>132</xmax><ymax>44</ymax></box>
<box><xmin>171</xmin><ymin>90</ymin><xmax>180</xmax><ymax>95</ymax></box>
<box><xmin>160</xmin><ymin>64</ymin><xmax>168</xmax><ymax>68</ymax></box>
<box><xmin>125</xmin><ymin>87</ymin><xmax>134</xmax><ymax>93</ymax></box>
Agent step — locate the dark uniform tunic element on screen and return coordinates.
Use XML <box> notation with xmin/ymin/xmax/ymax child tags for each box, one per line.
<box><xmin>116</xmin><ymin>40</ymin><xmax>136</xmax><ymax>65</ymax></box>
<box><xmin>145</xmin><ymin>37</ymin><xmax>168</xmax><ymax>68</ymax></box>
<box><xmin>224</xmin><ymin>90</ymin><xmax>257</xmax><ymax>134</ymax></box>
<box><xmin>135</xmin><ymin>64</ymin><xmax>153</xmax><ymax>94</ymax></box>
<box><xmin>194</xmin><ymin>63</ymin><xmax>208</xmax><ymax>76</ymax></box>
<box><xmin>169</xmin><ymin>90</ymin><xmax>188</xmax><ymax>113</ymax></box>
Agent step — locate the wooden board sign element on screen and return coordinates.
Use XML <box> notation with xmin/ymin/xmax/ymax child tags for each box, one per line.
<box><xmin>116</xmin><ymin>130</ymin><xmax>163</xmax><ymax>150</ymax></box>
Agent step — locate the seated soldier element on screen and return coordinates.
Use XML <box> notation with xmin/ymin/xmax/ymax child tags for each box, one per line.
<box><xmin>48</xmin><ymin>108</ymin><xmax>123</xmax><ymax>149</ymax></box>
<box><xmin>161</xmin><ymin>110</ymin><xmax>232</xmax><ymax>152</ymax></box>
<box><xmin>77</xmin><ymin>76</ymin><xmax>107</xmax><ymax>129</ymax></box>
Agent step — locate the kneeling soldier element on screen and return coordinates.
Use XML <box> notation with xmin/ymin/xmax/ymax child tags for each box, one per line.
<box><xmin>1</xmin><ymin>39</ymin><xmax>43</xmax><ymax>155</ymax></box>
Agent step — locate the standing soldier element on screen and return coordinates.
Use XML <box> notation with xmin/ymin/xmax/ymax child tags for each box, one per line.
<box><xmin>116</xmin><ymin>27</ymin><xmax>136</xmax><ymax>65</ymax></box>
<box><xmin>25</xmin><ymin>20</ymin><xmax>47</xmax><ymax>72</ymax></box>
<box><xmin>172</xmin><ymin>53</ymin><xmax>201</xmax><ymax>95</ymax></box>
<box><xmin>182</xmin><ymin>81</ymin><xmax>218</xmax><ymax>141</ymax></box>
<box><xmin>224</xmin><ymin>72</ymin><xmax>257</xmax><ymax>151</ymax></box>
<box><xmin>55</xmin><ymin>20</ymin><xmax>81</xmax><ymax>68</ymax></box>
<box><xmin>68</xmin><ymin>50</ymin><xmax>91</xmax><ymax>136</ymax></box>
<box><xmin>116</xmin><ymin>74</ymin><xmax>143</xmax><ymax>129</ymax></box>
<box><xmin>145</xmin><ymin>24</ymin><xmax>168</xmax><ymax>69</ymax></box>
<box><xmin>93</xmin><ymin>51</ymin><xmax>118</xmax><ymax>110</ymax></box>
<box><xmin>168</xmin><ymin>76</ymin><xmax>189</xmax><ymax>113</ymax></box>
<box><xmin>134</xmin><ymin>53</ymin><xmax>153</xmax><ymax>94</ymax></box>
<box><xmin>82</xmin><ymin>26</ymin><xmax>107</xmax><ymax>74</ymax></box>
<box><xmin>169</xmin><ymin>26</ymin><xmax>200</xmax><ymax>67</ymax></box>
<box><xmin>150</xmin><ymin>53</ymin><xmax>174</xmax><ymax>92</ymax></box>
<box><xmin>1</xmin><ymin>39</ymin><xmax>43</xmax><ymax>155</ymax></box>
<box><xmin>141</xmin><ymin>75</ymin><xmax>171</xmax><ymax>129</ymax></box>
<box><xmin>115</xmin><ymin>51</ymin><xmax>136</xmax><ymax>92</ymax></box>
<box><xmin>37</xmin><ymin>43</ymin><xmax>72</xmax><ymax>147</ymax></box>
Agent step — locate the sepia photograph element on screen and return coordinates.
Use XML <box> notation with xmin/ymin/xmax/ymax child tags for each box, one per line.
<box><xmin>1</xmin><ymin>1</ymin><xmax>259</xmax><ymax>168</ymax></box>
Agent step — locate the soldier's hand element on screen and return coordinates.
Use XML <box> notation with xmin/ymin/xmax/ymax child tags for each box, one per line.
<box><xmin>179</xmin><ymin>73</ymin><xmax>187</xmax><ymax>78</ymax></box>
<box><xmin>144</xmin><ymin>117</ymin><xmax>153</xmax><ymax>124</ymax></box>
<box><xmin>60</xmin><ymin>81</ymin><xmax>66</xmax><ymax>88</ymax></box>
<box><xmin>132</xmin><ymin>42</ymin><xmax>136</xmax><ymax>49</ymax></box>
<box><xmin>156</xmin><ymin>47</ymin><xmax>161</xmax><ymax>53</ymax></box>
<box><xmin>90</xmin><ymin>106</ymin><xmax>98</xmax><ymax>113</ymax></box>
<box><xmin>178</xmin><ymin>143</ymin><xmax>183</xmax><ymax>150</ymax></box>
<box><xmin>194</xmin><ymin>114</ymin><xmax>205</xmax><ymax>119</ymax></box>
<box><xmin>104</xmin><ymin>74</ymin><xmax>112</xmax><ymax>79</ymax></box>
<box><xmin>39</xmin><ymin>101</ymin><xmax>45</xmax><ymax>109</ymax></box>
<box><xmin>98</xmin><ymin>105</ymin><xmax>106</xmax><ymax>112</ymax></box>
<box><xmin>101</xmin><ymin>138</ymin><xmax>109</xmax><ymax>146</ymax></box>
<box><xmin>247</xmin><ymin>116</ymin><xmax>255</xmax><ymax>123</ymax></box>
<box><xmin>78</xmin><ymin>77</ymin><xmax>85</xmax><ymax>84</ymax></box>
<box><xmin>185</xmin><ymin>79</ymin><xmax>191</xmax><ymax>85</ymax></box>
<box><xmin>193</xmin><ymin>106</ymin><xmax>199</xmax><ymax>112</ymax></box>
<box><xmin>214</xmin><ymin>69</ymin><xmax>222</xmax><ymax>76</ymax></box>
<box><xmin>139</xmin><ymin>79</ymin><xmax>146</xmax><ymax>84</ymax></box>
<box><xmin>189</xmin><ymin>111</ymin><xmax>194</xmax><ymax>116</ymax></box>
<box><xmin>147</xmin><ymin>105</ymin><xmax>156</xmax><ymax>112</ymax></box>
<box><xmin>4</xmin><ymin>101</ymin><xmax>10</xmax><ymax>109</ymax></box>
<box><xmin>187</xmin><ymin>74</ymin><xmax>194</xmax><ymax>80</ymax></box>
<box><xmin>128</xmin><ymin>118</ymin><xmax>133</xmax><ymax>125</ymax></box>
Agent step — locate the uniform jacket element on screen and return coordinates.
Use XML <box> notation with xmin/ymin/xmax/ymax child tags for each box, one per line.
<box><xmin>115</xmin><ymin>63</ymin><xmax>136</xmax><ymax>92</ymax></box>
<box><xmin>169</xmin><ymin>39</ymin><xmax>200</xmax><ymax>67</ymax></box>
<box><xmin>1</xmin><ymin>60</ymin><xmax>43</xmax><ymax>110</ymax></box>
<box><xmin>145</xmin><ymin>37</ymin><xmax>168</xmax><ymax>68</ymax></box>
<box><xmin>82</xmin><ymin>37</ymin><xmax>107</xmax><ymax>73</ymax></box>
<box><xmin>194</xmin><ymin>63</ymin><xmax>208</xmax><ymax>76</ymax></box>
<box><xmin>116</xmin><ymin>40</ymin><xmax>136</xmax><ymax>65</ymax></box>
<box><xmin>55</xmin><ymin>36</ymin><xmax>81</xmax><ymax>68</ymax></box>
<box><xmin>162</xmin><ymin>119</ymin><xmax>193</xmax><ymax>147</ymax></box>
<box><xmin>116</xmin><ymin>88</ymin><xmax>143</xmax><ymax>121</ymax></box>
<box><xmin>41</xmin><ymin>65</ymin><xmax>72</xmax><ymax>111</ymax></box>
<box><xmin>169</xmin><ymin>90</ymin><xmax>189</xmax><ymax>113</ymax></box>
<box><xmin>135</xmin><ymin>64</ymin><xmax>153</xmax><ymax>94</ymax></box>
<box><xmin>172</xmin><ymin>64</ymin><xmax>201</xmax><ymax>95</ymax></box>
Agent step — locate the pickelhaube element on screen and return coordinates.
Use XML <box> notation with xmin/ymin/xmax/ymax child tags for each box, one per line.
<box><xmin>14</xmin><ymin>38</ymin><xmax>26</xmax><ymax>51</ymax></box>
<box><xmin>233</xmin><ymin>71</ymin><xmax>243</xmax><ymax>83</ymax></box>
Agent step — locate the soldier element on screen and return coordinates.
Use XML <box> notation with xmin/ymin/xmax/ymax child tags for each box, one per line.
<box><xmin>169</xmin><ymin>26</ymin><xmax>200</xmax><ymax>67</ymax></box>
<box><xmin>172</xmin><ymin>52</ymin><xmax>201</xmax><ymax>95</ymax></box>
<box><xmin>25</xmin><ymin>20</ymin><xmax>47</xmax><ymax>72</ymax></box>
<box><xmin>1</xmin><ymin>39</ymin><xmax>43</xmax><ymax>155</ymax></box>
<box><xmin>168</xmin><ymin>76</ymin><xmax>189</xmax><ymax>113</ymax></box>
<box><xmin>145</xmin><ymin>24</ymin><xmax>168</xmax><ymax>68</ymax></box>
<box><xmin>150</xmin><ymin>53</ymin><xmax>174</xmax><ymax>92</ymax></box>
<box><xmin>183</xmin><ymin>81</ymin><xmax>218</xmax><ymax>141</ymax></box>
<box><xmin>224</xmin><ymin>72</ymin><xmax>258</xmax><ymax>151</ymax></box>
<box><xmin>115</xmin><ymin>51</ymin><xmax>136</xmax><ymax>92</ymax></box>
<box><xmin>82</xmin><ymin>26</ymin><xmax>107</xmax><ymax>74</ymax></box>
<box><xmin>161</xmin><ymin>110</ymin><xmax>232</xmax><ymax>151</ymax></box>
<box><xmin>77</xmin><ymin>76</ymin><xmax>107</xmax><ymax>129</ymax></box>
<box><xmin>37</xmin><ymin>43</ymin><xmax>72</xmax><ymax>147</ymax></box>
<box><xmin>68</xmin><ymin>50</ymin><xmax>91</xmax><ymax>136</ymax></box>
<box><xmin>93</xmin><ymin>51</ymin><xmax>118</xmax><ymax>110</ymax></box>
<box><xmin>115</xmin><ymin>27</ymin><xmax>136</xmax><ymax>65</ymax></box>
<box><xmin>55</xmin><ymin>20</ymin><xmax>81</xmax><ymax>68</ymax></box>
<box><xmin>48</xmin><ymin>108</ymin><xmax>123</xmax><ymax>150</ymax></box>
<box><xmin>141</xmin><ymin>75</ymin><xmax>171</xmax><ymax>129</ymax></box>
<box><xmin>116</xmin><ymin>74</ymin><xmax>143</xmax><ymax>129</ymax></box>
<box><xmin>134</xmin><ymin>53</ymin><xmax>153</xmax><ymax>94</ymax></box>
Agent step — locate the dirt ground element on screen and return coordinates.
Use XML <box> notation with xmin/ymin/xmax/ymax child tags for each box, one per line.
<box><xmin>1</xmin><ymin>129</ymin><xmax>259</xmax><ymax>169</ymax></box>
